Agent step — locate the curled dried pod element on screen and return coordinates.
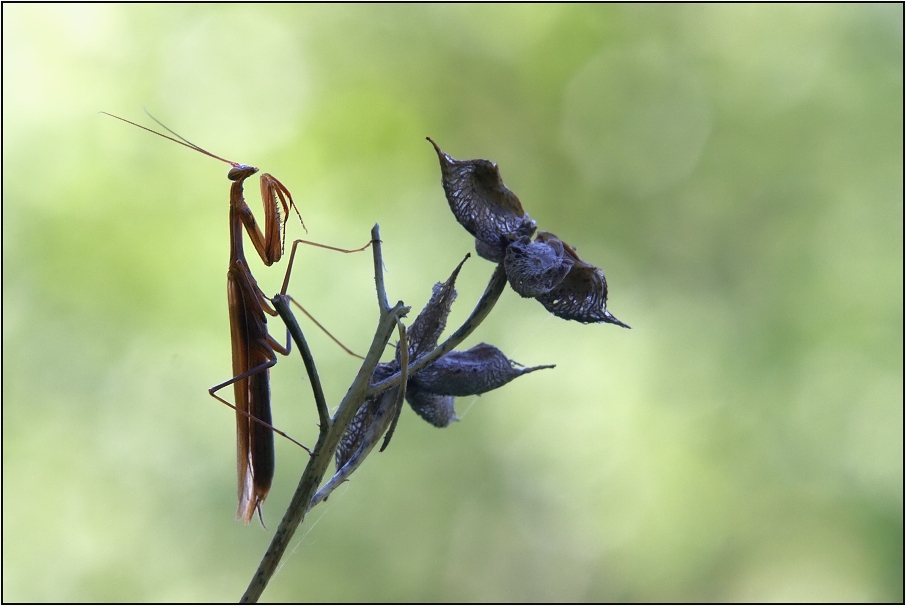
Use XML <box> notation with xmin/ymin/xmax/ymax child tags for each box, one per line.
<box><xmin>336</xmin><ymin>363</ymin><xmax>398</xmax><ymax>470</ymax></box>
<box><xmin>504</xmin><ymin>232</ymin><xmax>575</xmax><ymax>298</ymax></box>
<box><xmin>532</xmin><ymin>234</ymin><xmax>630</xmax><ymax>328</ymax></box>
<box><xmin>474</xmin><ymin>238</ymin><xmax>507</xmax><ymax>263</ymax></box>
<box><xmin>428</xmin><ymin>137</ymin><xmax>536</xmax><ymax>261</ymax></box>
<box><xmin>405</xmin><ymin>382</ymin><xmax>458</xmax><ymax>428</ymax></box>
<box><xmin>399</xmin><ymin>259</ymin><xmax>555</xmax><ymax>428</ymax></box>
<box><xmin>400</xmin><ymin>255</ymin><xmax>467</xmax><ymax>364</ymax></box>
<box><xmin>412</xmin><ymin>343</ymin><xmax>555</xmax><ymax>397</ymax></box>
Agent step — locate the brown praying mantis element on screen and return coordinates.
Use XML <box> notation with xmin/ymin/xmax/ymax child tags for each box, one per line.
<box><xmin>101</xmin><ymin>112</ymin><xmax>370</xmax><ymax>524</ymax></box>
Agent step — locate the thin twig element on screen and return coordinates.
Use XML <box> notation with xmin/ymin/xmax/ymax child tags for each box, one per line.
<box><xmin>241</xmin><ymin>303</ymin><xmax>405</xmax><ymax>603</ymax></box>
<box><xmin>272</xmin><ymin>294</ymin><xmax>330</xmax><ymax>432</ymax></box>
<box><xmin>371</xmin><ymin>226</ymin><xmax>390</xmax><ymax>315</ymax></box>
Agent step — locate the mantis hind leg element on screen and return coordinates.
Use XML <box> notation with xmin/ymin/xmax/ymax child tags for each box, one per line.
<box><xmin>208</xmin><ymin>359</ymin><xmax>312</xmax><ymax>455</ymax></box>
<box><xmin>209</xmin><ymin>355</ymin><xmax>311</xmax><ymax>525</ymax></box>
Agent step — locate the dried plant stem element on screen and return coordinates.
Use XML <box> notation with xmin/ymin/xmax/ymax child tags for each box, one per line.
<box><xmin>308</xmin><ymin>319</ymin><xmax>409</xmax><ymax>509</ymax></box>
<box><xmin>241</xmin><ymin>224</ymin><xmax>408</xmax><ymax>603</ymax></box>
<box><xmin>241</xmin><ymin>236</ymin><xmax>508</xmax><ymax>603</ymax></box>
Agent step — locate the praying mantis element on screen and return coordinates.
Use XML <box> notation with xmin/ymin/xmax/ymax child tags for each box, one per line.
<box><xmin>102</xmin><ymin>112</ymin><xmax>368</xmax><ymax>524</ymax></box>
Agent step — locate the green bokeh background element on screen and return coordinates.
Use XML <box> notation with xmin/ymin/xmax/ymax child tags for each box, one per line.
<box><xmin>3</xmin><ymin>4</ymin><xmax>902</xmax><ymax>602</ymax></box>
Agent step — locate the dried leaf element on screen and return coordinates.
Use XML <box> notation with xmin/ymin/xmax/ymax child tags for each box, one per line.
<box><xmin>412</xmin><ymin>343</ymin><xmax>554</xmax><ymax>397</ymax></box>
<box><xmin>428</xmin><ymin>138</ymin><xmax>536</xmax><ymax>261</ymax></box>
<box><xmin>504</xmin><ymin>232</ymin><xmax>575</xmax><ymax>298</ymax></box>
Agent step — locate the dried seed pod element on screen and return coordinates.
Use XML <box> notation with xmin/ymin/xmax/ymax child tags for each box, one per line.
<box><xmin>399</xmin><ymin>259</ymin><xmax>555</xmax><ymax>429</ymax></box>
<box><xmin>532</xmin><ymin>234</ymin><xmax>630</xmax><ymax>328</ymax></box>
<box><xmin>428</xmin><ymin>137</ymin><xmax>536</xmax><ymax>261</ymax></box>
<box><xmin>412</xmin><ymin>343</ymin><xmax>554</xmax><ymax>397</ymax></box>
<box><xmin>400</xmin><ymin>255</ymin><xmax>467</xmax><ymax>363</ymax></box>
<box><xmin>405</xmin><ymin>382</ymin><xmax>458</xmax><ymax>428</ymax></box>
<box><xmin>336</xmin><ymin>363</ymin><xmax>398</xmax><ymax>470</ymax></box>
<box><xmin>504</xmin><ymin>232</ymin><xmax>575</xmax><ymax>298</ymax></box>
<box><xmin>335</xmin><ymin>393</ymin><xmax>376</xmax><ymax>471</ymax></box>
<box><xmin>474</xmin><ymin>238</ymin><xmax>507</xmax><ymax>263</ymax></box>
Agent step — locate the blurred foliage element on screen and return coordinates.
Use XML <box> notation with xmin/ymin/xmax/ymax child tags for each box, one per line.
<box><xmin>2</xmin><ymin>4</ymin><xmax>902</xmax><ymax>602</ymax></box>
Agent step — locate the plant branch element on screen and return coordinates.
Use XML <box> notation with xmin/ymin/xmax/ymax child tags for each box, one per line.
<box><xmin>241</xmin><ymin>224</ymin><xmax>409</xmax><ymax>603</ymax></box>
<box><xmin>242</xmin><ymin>235</ymin><xmax>507</xmax><ymax>602</ymax></box>
<box><xmin>272</xmin><ymin>294</ymin><xmax>330</xmax><ymax>431</ymax></box>
<box><xmin>371</xmin><ymin>224</ymin><xmax>390</xmax><ymax>314</ymax></box>
<box><xmin>308</xmin><ymin>318</ymin><xmax>411</xmax><ymax>508</ymax></box>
